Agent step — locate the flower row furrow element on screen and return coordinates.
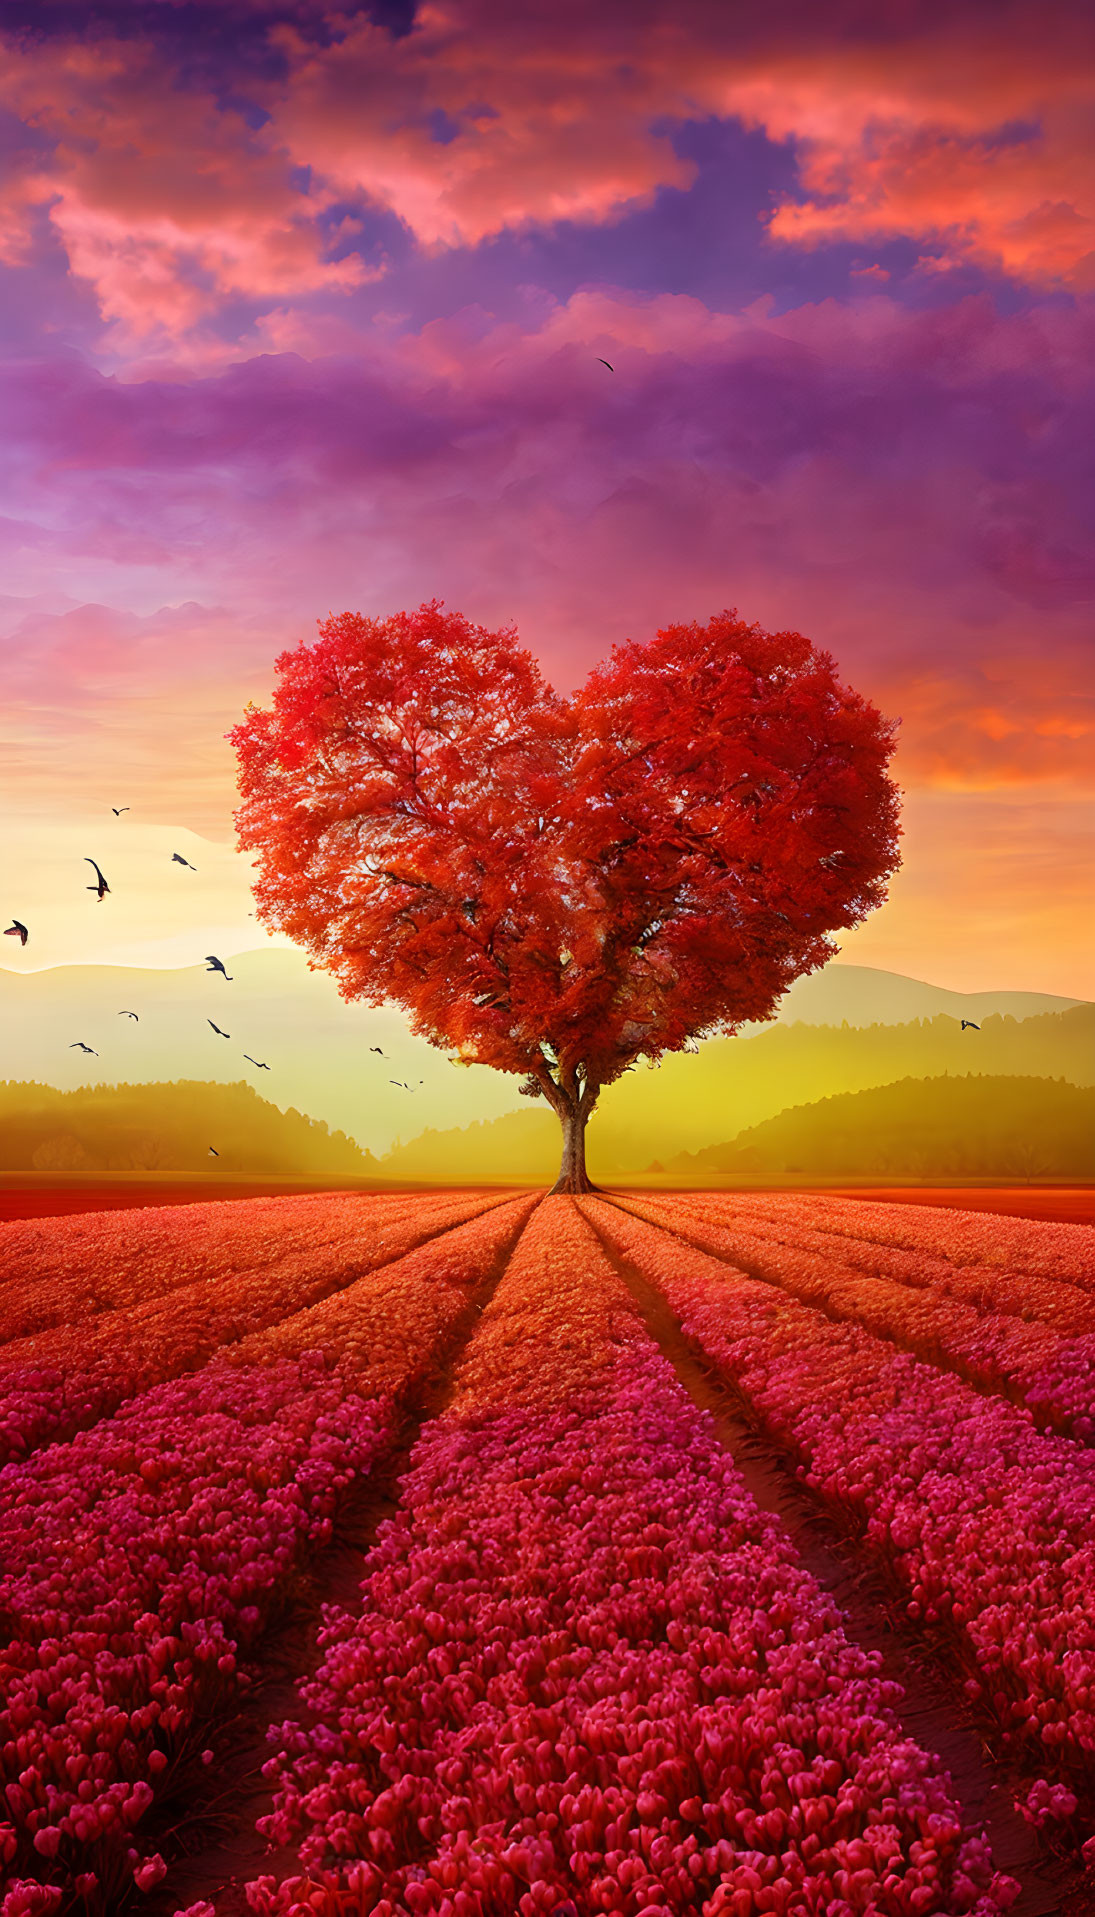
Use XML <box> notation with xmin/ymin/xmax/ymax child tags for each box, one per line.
<box><xmin>249</xmin><ymin>1197</ymin><xmax>1014</xmax><ymax>1917</ymax></box>
<box><xmin>691</xmin><ymin>1192</ymin><xmax>1095</xmax><ymax>1293</ymax></box>
<box><xmin>225</xmin><ymin>1194</ymin><xmax>541</xmax><ymax>1387</ymax></box>
<box><xmin>654</xmin><ymin>1194</ymin><xmax>1095</xmax><ymax>1337</ymax></box>
<box><xmin>625</xmin><ymin>1195</ymin><xmax>1095</xmax><ymax>1442</ymax></box>
<box><xmin>0</xmin><ymin>1187</ymin><xmax>421</xmax><ymax>1308</ymax></box>
<box><xmin>0</xmin><ymin>1198</ymin><xmax>535</xmax><ymax>1914</ymax></box>
<box><xmin>0</xmin><ymin>1194</ymin><xmax>524</xmax><ymax>1465</ymax></box>
<box><xmin>0</xmin><ymin>1189</ymin><xmax>512</xmax><ymax>1346</ymax></box>
<box><xmin>586</xmin><ymin>1199</ymin><xmax>1095</xmax><ymax>1821</ymax></box>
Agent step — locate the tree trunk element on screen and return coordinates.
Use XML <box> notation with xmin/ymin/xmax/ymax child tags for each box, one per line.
<box><xmin>549</xmin><ymin>1097</ymin><xmax>597</xmax><ymax>1194</ymax></box>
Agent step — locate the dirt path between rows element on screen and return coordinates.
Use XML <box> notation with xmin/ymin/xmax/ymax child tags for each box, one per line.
<box><xmin>585</xmin><ymin>1202</ymin><xmax>1095</xmax><ymax>1917</ymax></box>
<box><xmin>142</xmin><ymin>1201</ymin><xmax>540</xmax><ymax>1917</ymax></box>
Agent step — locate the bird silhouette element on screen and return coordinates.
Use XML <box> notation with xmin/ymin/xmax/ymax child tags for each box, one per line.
<box><xmin>596</xmin><ymin>358</ymin><xmax>614</xmax><ymax>371</ymax></box>
<box><xmin>370</xmin><ymin>1047</ymin><xmax>385</xmax><ymax>1056</ymax></box>
<box><xmin>69</xmin><ymin>1041</ymin><xmax>97</xmax><ymax>1054</ymax></box>
<box><xmin>208</xmin><ymin>1020</ymin><xmax>231</xmax><ymax>1038</ymax></box>
<box><xmin>85</xmin><ymin>858</ymin><xmax>110</xmax><ymax>900</ymax></box>
<box><xmin>172</xmin><ymin>853</ymin><xmax>197</xmax><ymax>871</ymax></box>
<box><xmin>961</xmin><ymin>1019</ymin><xmax>981</xmax><ymax>1031</ymax></box>
<box><xmin>204</xmin><ymin>955</ymin><xmax>233</xmax><ymax>979</ymax></box>
<box><xmin>111</xmin><ymin>807</ymin><xmax>129</xmax><ymax>816</ymax></box>
<box><xmin>118</xmin><ymin>1010</ymin><xmax>139</xmax><ymax>1020</ymax></box>
<box><xmin>243</xmin><ymin>1054</ymin><xmax>270</xmax><ymax>1070</ymax></box>
<box><xmin>3</xmin><ymin>920</ymin><xmax>28</xmax><ymax>946</ymax></box>
<box><xmin>208</xmin><ymin>1145</ymin><xmax>219</xmax><ymax>1157</ymax></box>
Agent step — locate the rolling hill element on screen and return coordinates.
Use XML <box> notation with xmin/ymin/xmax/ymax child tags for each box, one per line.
<box><xmin>665</xmin><ymin>1075</ymin><xmax>1095</xmax><ymax>1180</ymax></box>
<box><xmin>0</xmin><ymin>1080</ymin><xmax>380</xmax><ymax>1178</ymax></box>
<box><xmin>585</xmin><ymin>1003</ymin><xmax>1095</xmax><ymax>1173</ymax></box>
<box><xmin>0</xmin><ymin>951</ymin><xmax>1087</xmax><ymax>1168</ymax></box>
<box><xmin>371</xmin><ymin>1007</ymin><xmax>1095</xmax><ymax>1182</ymax></box>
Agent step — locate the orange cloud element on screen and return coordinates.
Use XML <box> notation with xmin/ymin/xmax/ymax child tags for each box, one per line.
<box><xmin>276</xmin><ymin>2</ymin><xmax>1094</xmax><ymax>282</ymax></box>
<box><xmin>764</xmin><ymin>105</ymin><xmax>1094</xmax><ymax>287</ymax></box>
<box><xmin>875</xmin><ymin>650</ymin><xmax>1095</xmax><ymax>792</ymax></box>
<box><xmin>271</xmin><ymin>2</ymin><xmax>697</xmax><ymax>251</ymax></box>
<box><xmin>2</xmin><ymin>2</ymin><xmax>1089</xmax><ymax>347</ymax></box>
<box><xmin>0</xmin><ymin>39</ymin><xmax>370</xmax><ymax>343</ymax></box>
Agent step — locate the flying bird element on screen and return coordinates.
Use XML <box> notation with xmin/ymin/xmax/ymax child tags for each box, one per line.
<box><xmin>208</xmin><ymin>1020</ymin><xmax>230</xmax><ymax>1038</ymax></box>
<box><xmin>243</xmin><ymin>1054</ymin><xmax>270</xmax><ymax>1070</ymax></box>
<box><xmin>961</xmin><ymin>1019</ymin><xmax>981</xmax><ymax>1032</ymax></box>
<box><xmin>172</xmin><ymin>853</ymin><xmax>197</xmax><ymax>870</ymax></box>
<box><xmin>118</xmin><ymin>1010</ymin><xmax>138</xmax><ymax>1020</ymax></box>
<box><xmin>389</xmin><ymin>1079</ymin><xmax>416</xmax><ymax>1091</ymax></box>
<box><xmin>111</xmin><ymin>807</ymin><xmax>129</xmax><ymax>816</ymax></box>
<box><xmin>69</xmin><ymin>1041</ymin><xmax>97</xmax><ymax>1054</ymax></box>
<box><xmin>85</xmin><ymin>858</ymin><xmax>110</xmax><ymax>900</ymax></box>
<box><xmin>596</xmin><ymin>358</ymin><xmax>614</xmax><ymax>371</ymax></box>
<box><xmin>208</xmin><ymin>1145</ymin><xmax>219</xmax><ymax>1157</ymax></box>
<box><xmin>204</xmin><ymin>955</ymin><xmax>233</xmax><ymax>979</ymax></box>
<box><xmin>3</xmin><ymin>920</ymin><xmax>28</xmax><ymax>946</ymax></box>
<box><xmin>369</xmin><ymin>1047</ymin><xmax>385</xmax><ymax>1056</ymax></box>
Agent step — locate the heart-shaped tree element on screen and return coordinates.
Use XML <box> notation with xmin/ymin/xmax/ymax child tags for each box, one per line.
<box><xmin>230</xmin><ymin>601</ymin><xmax>900</xmax><ymax>1191</ymax></box>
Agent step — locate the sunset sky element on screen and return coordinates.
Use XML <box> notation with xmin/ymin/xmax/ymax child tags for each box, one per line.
<box><xmin>2</xmin><ymin>0</ymin><xmax>1092</xmax><ymax>999</ymax></box>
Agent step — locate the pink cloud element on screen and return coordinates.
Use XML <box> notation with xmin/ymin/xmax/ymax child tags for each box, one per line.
<box><xmin>0</xmin><ymin>37</ymin><xmax>371</xmax><ymax>345</ymax></box>
<box><xmin>2</xmin><ymin>287</ymin><xmax>1091</xmax><ymax>799</ymax></box>
<box><xmin>275</xmin><ymin>1</ymin><xmax>1094</xmax><ymax>283</ymax></box>
<box><xmin>0</xmin><ymin>1</ymin><xmax>1089</xmax><ymax>352</ymax></box>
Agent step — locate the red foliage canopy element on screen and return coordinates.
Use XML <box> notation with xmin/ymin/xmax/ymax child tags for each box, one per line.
<box><xmin>230</xmin><ymin>602</ymin><xmax>901</xmax><ymax>1189</ymax></box>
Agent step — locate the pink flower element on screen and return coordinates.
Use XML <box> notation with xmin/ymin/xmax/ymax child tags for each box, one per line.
<box><xmin>133</xmin><ymin>1853</ymin><xmax>168</xmax><ymax>1891</ymax></box>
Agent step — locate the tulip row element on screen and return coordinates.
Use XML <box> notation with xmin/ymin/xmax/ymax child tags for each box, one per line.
<box><xmin>701</xmin><ymin>1192</ymin><xmax>1095</xmax><ymax>1293</ymax></box>
<box><xmin>0</xmin><ymin>1188</ymin><xmax>502</xmax><ymax>1346</ymax></box>
<box><xmin>671</xmin><ymin>1195</ymin><xmax>1095</xmax><ymax>1339</ymax></box>
<box><xmin>249</xmin><ymin>1197</ymin><xmax>1015</xmax><ymax>1917</ymax></box>
<box><xmin>586</xmin><ymin>1199</ymin><xmax>1095</xmax><ymax>1812</ymax></box>
<box><xmin>225</xmin><ymin>1192</ymin><xmax>541</xmax><ymax>1388</ymax></box>
<box><xmin>0</xmin><ymin>1198</ymin><xmax>536</xmax><ymax>1914</ymax></box>
<box><xmin>0</xmin><ymin>1192</ymin><xmax>524</xmax><ymax>1465</ymax></box>
<box><xmin>625</xmin><ymin>1195</ymin><xmax>1095</xmax><ymax>1443</ymax></box>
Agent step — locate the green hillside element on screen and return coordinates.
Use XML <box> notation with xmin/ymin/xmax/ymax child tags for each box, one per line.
<box><xmin>378</xmin><ymin>1111</ymin><xmax>560</xmax><ymax>1184</ymax></box>
<box><xmin>0</xmin><ymin>1080</ymin><xmax>381</xmax><ymax>1177</ymax></box>
<box><xmin>2</xmin><ymin>1003</ymin><xmax>1092</xmax><ymax>1186</ymax></box>
<box><xmin>373</xmin><ymin>1007</ymin><xmax>1095</xmax><ymax>1180</ymax></box>
<box><xmin>0</xmin><ymin>954</ymin><xmax>1086</xmax><ymax>1168</ymax></box>
<box><xmin>589</xmin><ymin>1004</ymin><xmax>1095</xmax><ymax>1167</ymax></box>
<box><xmin>668</xmin><ymin>1075</ymin><xmax>1095</xmax><ymax>1179</ymax></box>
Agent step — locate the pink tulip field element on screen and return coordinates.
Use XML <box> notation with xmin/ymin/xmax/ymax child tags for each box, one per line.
<box><xmin>1</xmin><ymin>1189</ymin><xmax>1094</xmax><ymax>1915</ymax></box>
<box><xmin>0</xmin><ymin>1191</ymin><xmax>524</xmax><ymax>1465</ymax></box>
<box><xmin>604</xmin><ymin>1195</ymin><xmax>1095</xmax><ymax>1442</ymax></box>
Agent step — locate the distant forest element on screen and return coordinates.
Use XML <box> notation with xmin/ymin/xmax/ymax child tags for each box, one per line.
<box><xmin>588</xmin><ymin>1004</ymin><xmax>1095</xmax><ymax>1170</ymax></box>
<box><xmin>2</xmin><ymin>1061</ymin><xmax>1092</xmax><ymax>1185</ymax></box>
<box><xmin>668</xmin><ymin>1075</ymin><xmax>1095</xmax><ymax>1179</ymax></box>
<box><xmin>0</xmin><ymin>1080</ymin><xmax>379</xmax><ymax>1176</ymax></box>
